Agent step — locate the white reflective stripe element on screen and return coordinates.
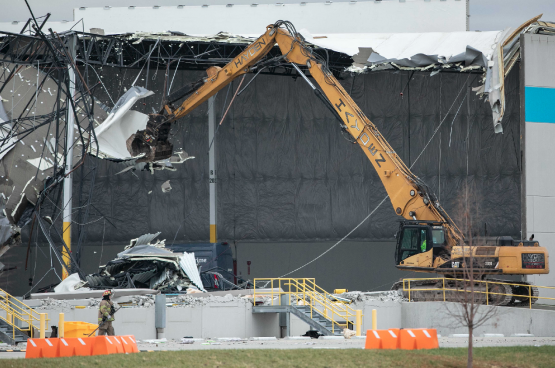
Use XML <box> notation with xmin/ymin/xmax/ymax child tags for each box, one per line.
<box><xmin>61</xmin><ymin>339</ymin><xmax>69</xmax><ymax>346</ymax></box>
<box><xmin>388</xmin><ymin>330</ymin><xmax>397</xmax><ymax>338</ymax></box>
<box><xmin>407</xmin><ymin>330</ymin><xmax>416</xmax><ymax>338</ymax></box>
<box><xmin>105</xmin><ymin>337</ymin><xmax>113</xmax><ymax>344</ymax></box>
<box><xmin>29</xmin><ymin>339</ymin><xmax>36</xmax><ymax>347</ymax></box>
<box><xmin>78</xmin><ymin>338</ymin><xmax>86</xmax><ymax>345</ymax></box>
<box><xmin>372</xmin><ymin>330</ymin><xmax>380</xmax><ymax>339</ymax></box>
<box><xmin>114</xmin><ymin>337</ymin><xmax>121</xmax><ymax>343</ymax></box>
<box><xmin>121</xmin><ymin>337</ymin><xmax>128</xmax><ymax>345</ymax></box>
<box><xmin>45</xmin><ymin>339</ymin><xmax>53</xmax><ymax>347</ymax></box>
<box><xmin>129</xmin><ymin>336</ymin><xmax>135</xmax><ymax>343</ymax></box>
<box><xmin>423</xmin><ymin>330</ymin><xmax>431</xmax><ymax>338</ymax></box>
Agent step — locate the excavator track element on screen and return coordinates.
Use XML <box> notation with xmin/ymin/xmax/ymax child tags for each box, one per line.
<box><xmin>391</xmin><ymin>278</ymin><xmax>537</xmax><ymax>307</ymax></box>
<box><xmin>488</xmin><ymin>279</ymin><xmax>539</xmax><ymax>307</ymax></box>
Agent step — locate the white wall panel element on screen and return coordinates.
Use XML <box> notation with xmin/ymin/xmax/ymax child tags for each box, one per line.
<box><xmin>0</xmin><ymin>0</ymin><xmax>467</xmax><ymax>35</ymax></box>
<box><xmin>525</xmin><ymin>123</ymin><xmax>555</xmax><ymax>197</ymax></box>
<box><xmin>523</xmin><ymin>34</ymin><xmax>555</xmax><ymax>296</ymax></box>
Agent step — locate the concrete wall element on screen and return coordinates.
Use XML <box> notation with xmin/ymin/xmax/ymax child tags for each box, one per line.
<box><xmin>357</xmin><ymin>300</ymin><xmax>403</xmax><ymax>331</ymax></box>
<box><xmin>403</xmin><ymin>302</ymin><xmax>555</xmax><ymax>337</ymax></box>
<box><xmin>12</xmin><ymin>299</ymin><xmax>279</xmax><ymax>340</ymax></box>
<box><xmin>522</xmin><ymin>33</ymin><xmax>555</xmax><ymax>297</ymax></box>
<box><xmin>6</xmin><ymin>299</ymin><xmax>555</xmax><ymax>339</ymax></box>
<box><xmin>166</xmin><ymin>302</ymin><xmax>279</xmax><ymax>339</ymax></box>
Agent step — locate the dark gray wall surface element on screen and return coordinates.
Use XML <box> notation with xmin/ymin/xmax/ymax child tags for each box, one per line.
<box><xmin>1</xmin><ymin>65</ymin><xmax>522</xmax><ymax>295</ymax></box>
<box><xmin>76</xmin><ymin>66</ymin><xmax>521</xmax><ymax>243</ymax></box>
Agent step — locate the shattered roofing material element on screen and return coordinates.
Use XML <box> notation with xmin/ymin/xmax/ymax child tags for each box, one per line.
<box><xmin>127</xmin><ymin>31</ymin><xmax>256</xmax><ymax>45</ymax></box>
<box><xmin>301</xmin><ymin>15</ymin><xmax>555</xmax><ymax>133</ymax></box>
<box><xmin>117</xmin><ymin>244</ymin><xmax>177</xmax><ymax>258</ymax></box>
<box><xmin>179</xmin><ymin>252</ymin><xmax>206</xmax><ymax>292</ymax></box>
<box><xmin>300</xmin><ymin>30</ymin><xmax>501</xmax><ymax>62</ymax></box>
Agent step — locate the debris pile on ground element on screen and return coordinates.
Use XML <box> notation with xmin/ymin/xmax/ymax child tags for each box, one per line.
<box><xmin>343</xmin><ymin>328</ymin><xmax>356</xmax><ymax>339</ymax></box>
<box><xmin>336</xmin><ymin>290</ymin><xmax>407</xmax><ymax>303</ymax></box>
<box><xmin>85</xmin><ymin>233</ymin><xmax>205</xmax><ymax>293</ymax></box>
<box><xmin>167</xmin><ymin>293</ymin><xmax>260</xmax><ymax>308</ymax></box>
<box><xmin>32</xmin><ymin>297</ymin><xmax>119</xmax><ymax>310</ymax></box>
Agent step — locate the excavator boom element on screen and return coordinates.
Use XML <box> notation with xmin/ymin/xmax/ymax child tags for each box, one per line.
<box><xmin>131</xmin><ymin>21</ymin><xmax>462</xmax><ymax>245</ymax></box>
<box><xmin>127</xmin><ymin>21</ymin><xmax>548</xmax><ymax>298</ymax></box>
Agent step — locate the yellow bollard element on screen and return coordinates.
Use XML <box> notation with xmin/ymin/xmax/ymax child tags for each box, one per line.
<box><xmin>40</xmin><ymin>313</ymin><xmax>46</xmax><ymax>339</ymax></box>
<box><xmin>372</xmin><ymin>309</ymin><xmax>377</xmax><ymax>330</ymax></box>
<box><xmin>355</xmin><ymin>310</ymin><xmax>363</xmax><ymax>336</ymax></box>
<box><xmin>59</xmin><ymin>313</ymin><xmax>65</xmax><ymax>338</ymax></box>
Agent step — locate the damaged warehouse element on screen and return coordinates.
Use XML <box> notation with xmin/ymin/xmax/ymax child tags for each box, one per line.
<box><xmin>0</xmin><ymin>4</ymin><xmax>555</xmax><ymax>360</ymax></box>
<box><xmin>0</xmin><ymin>9</ymin><xmax>552</xmax><ymax>300</ymax></box>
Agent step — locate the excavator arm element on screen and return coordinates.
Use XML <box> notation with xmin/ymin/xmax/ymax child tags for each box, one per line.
<box><xmin>129</xmin><ymin>21</ymin><xmax>463</xmax><ymax>247</ymax></box>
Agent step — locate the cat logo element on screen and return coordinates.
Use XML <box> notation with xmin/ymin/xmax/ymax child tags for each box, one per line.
<box><xmin>451</xmin><ymin>261</ymin><xmax>460</xmax><ymax>268</ymax></box>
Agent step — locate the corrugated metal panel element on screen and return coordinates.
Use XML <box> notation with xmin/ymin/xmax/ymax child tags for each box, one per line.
<box><xmin>86</xmin><ymin>275</ymin><xmax>116</xmax><ymax>287</ymax></box>
<box><xmin>179</xmin><ymin>253</ymin><xmax>206</xmax><ymax>292</ymax></box>
<box><xmin>149</xmin><ymin>269</ymin><xmax>170</xmax><ymax>289</ymax></box>
<box><xmin>135</xmin><ymin>232</ymin><xmax>162</xmax><ymax>246</ymax></box>
<box><xmin>131</xmin><ymin>269</ymin><xmax>158</xmax><ymax>284</ymax></box>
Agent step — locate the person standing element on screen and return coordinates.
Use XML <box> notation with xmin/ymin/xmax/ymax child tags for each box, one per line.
<box><xmin>98</xmin><ymin>290</ymin><xmax>115</xmax><ymax>336</ymax></box>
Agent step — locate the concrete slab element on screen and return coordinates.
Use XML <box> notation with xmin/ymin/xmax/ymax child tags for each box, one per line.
<box><xmin>320</xmin><ymin>336</ymin><xmax>344</xmax><ymax>340</ymax></box>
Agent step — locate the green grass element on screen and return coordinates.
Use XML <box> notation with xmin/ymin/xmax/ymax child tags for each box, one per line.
<box><xmin>6</xmin><ymin>346</ymin><xmax>555</xmax><ymax>368</ymax></box>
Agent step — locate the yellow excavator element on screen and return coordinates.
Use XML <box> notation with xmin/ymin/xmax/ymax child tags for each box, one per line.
<box><xmin>126</xmin><ymin>21</ymin><xmax>549</xmax><ymax>306</ymax></box>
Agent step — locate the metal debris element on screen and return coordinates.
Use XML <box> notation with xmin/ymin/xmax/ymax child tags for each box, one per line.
<box><xmin>161</xmin><ymin>180</ymin><xmax>172</xmax><ymax>193</ymax></box>
<box><xmin>85</xmin><ymin>233</ymin><xmax>205</xmax><ymax>293</ymax></box>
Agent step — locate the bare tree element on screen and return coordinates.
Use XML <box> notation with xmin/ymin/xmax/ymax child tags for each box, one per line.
<box><xmin>446</xmin><ymin>181</ymin><xmax>500</xmax><ymax>368</ymax></box>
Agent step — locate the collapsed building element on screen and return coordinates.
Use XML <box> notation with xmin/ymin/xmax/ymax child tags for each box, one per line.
<box><xmin>0</xmin><ymin>2</ymin><xmax>553</xmax><ymax>296</ymax></box>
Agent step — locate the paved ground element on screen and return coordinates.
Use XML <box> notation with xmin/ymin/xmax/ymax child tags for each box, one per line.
<box><xmin>1</xmin><ymin>336</ymin><xmax>555</xmax><ymax>359</ymax></box>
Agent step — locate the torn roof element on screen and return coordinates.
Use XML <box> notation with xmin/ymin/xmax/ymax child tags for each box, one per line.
<box><xmin>299</xmin><ymin>30</ymin><xmax>502</xmax><ymax>63</ymax></box>
<box><xmin>126</xmin><ymin>31</ymin><xmax>257</xmax><ymax>45</ymax></box>
<box><xmin>300</xmin><ymin>16</ymin><xmax>555</xmax><ymax>133</ymax></box>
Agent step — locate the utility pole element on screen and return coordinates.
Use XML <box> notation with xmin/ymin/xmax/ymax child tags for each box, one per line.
<box><xmin>61</xmin><ymin>34</ymin><xmax>76</xmax><ymax>279</ymax></box>
<box><xmin>208</xmin><ymin>96</ymin><xmax>217</xmax><ymax>243</ymax></box>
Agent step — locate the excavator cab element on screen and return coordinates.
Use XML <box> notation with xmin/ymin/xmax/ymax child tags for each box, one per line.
<box><xmin>395</xmin><ymin>221</ymin><xmax>447</xmax><ymax>268</ymax></box>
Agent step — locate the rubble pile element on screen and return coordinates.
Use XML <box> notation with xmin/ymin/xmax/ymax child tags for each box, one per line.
<box><xmin>336</xmin><ymin>290</ymin><xmax>407</xmax><ymax>303</ymax></box>
<box><xmin>167</xmin><ymin>293</ymin><xmax>256</xmax><ymax>308</ymax></box>
<box><xmin>32</xmin><ymin>297</ymin><xmax>115</xmax><ymax>310</ymax></box>
<box><xmin>85</xmin><ymin>233</ymin><xmax>205</xmax><ymax>293</ymax></box>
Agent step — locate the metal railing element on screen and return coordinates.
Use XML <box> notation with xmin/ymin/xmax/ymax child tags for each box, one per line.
<box><xmin>0</xmin><ymin>288</ymin><xmax>47</xmax><ymax>341</ymax></box>
<box><xmin>253</xmin><ymin>278</ymin><xmax>360</xmax><ymax>334</ymax></box>
<box><xmin>402</xmin><ymin>277</ymin><xmax>555</xmax><ymax>309</ymax></box>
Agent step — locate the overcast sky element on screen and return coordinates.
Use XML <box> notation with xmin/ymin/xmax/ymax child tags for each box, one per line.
<box><xmin>470</xmin><ymin>0</ymin><xmax>555</xmax><ymax>31</ymax></box>
<box><xmin>1</xmin><ymin>0</ymin><xmax>555</xmax><ymax>31</ymax></box>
